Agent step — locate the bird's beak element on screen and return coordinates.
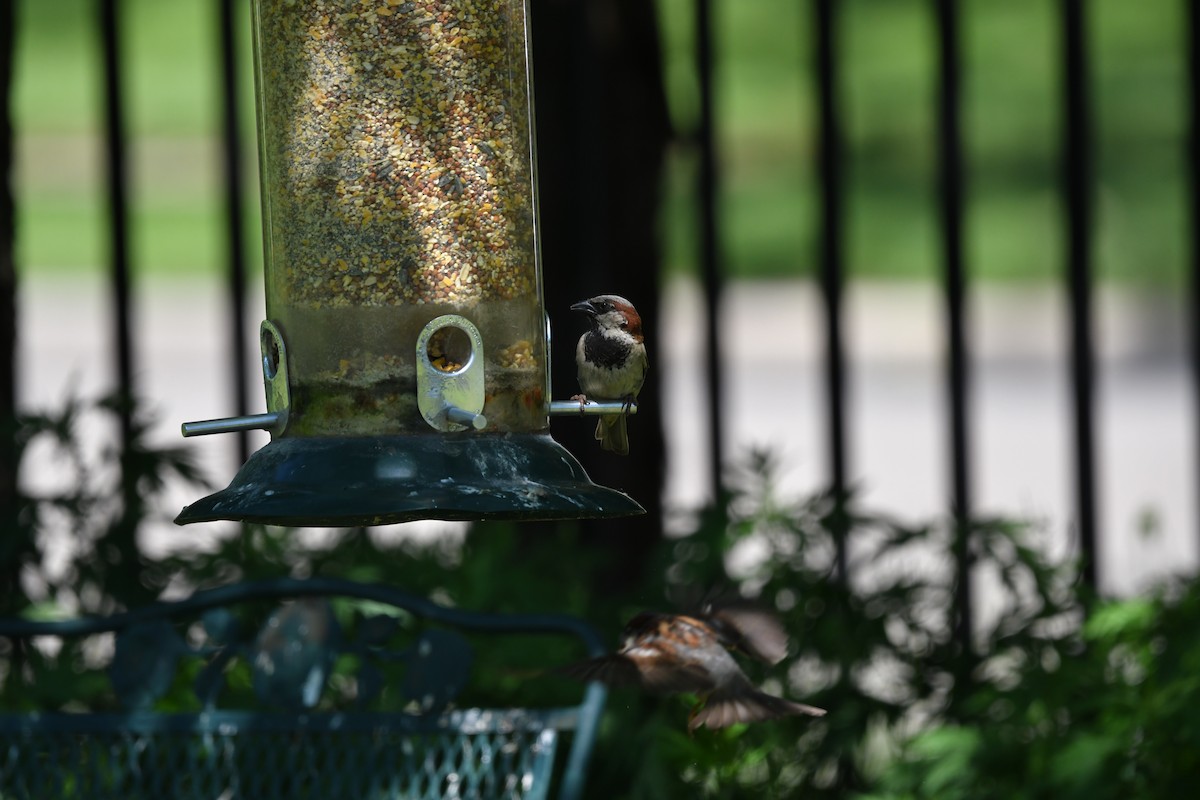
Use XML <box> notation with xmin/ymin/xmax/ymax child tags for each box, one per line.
<box><xmin>570</xmin><ymin>299</ymin><xmax>597</xmax><ymax>315</ymax></box>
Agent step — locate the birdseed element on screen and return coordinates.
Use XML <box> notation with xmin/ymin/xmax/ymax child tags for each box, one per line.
<box><xmin>253</xmin><ymin>0</ymin><xmax>545</xmax><ymax>435</ymax></box>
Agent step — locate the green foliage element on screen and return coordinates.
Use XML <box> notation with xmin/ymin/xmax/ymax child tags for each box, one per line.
<box><xmin>5</xmin><ymin>391</ymin><xmax>209</xmax><ymax>615</ymax></box>
<box><xmin>612</xmin><ymin>452</ymin><xmax>1082</xmax><ymax>799</ymax></box>
<box><xmin>865</xmin><ymin>576</ymin><xmax>1200</xmax><ymax>800</ymax></box>
<box><xmin>654</xmin><ymin>0</ymin><xmax>1188</xmax><ymax>285</ymax></box>
<box><xmin>7</xmin><ymin>398</ymin><xmax>1200</xmax><ymax>797</ymax></box>
<box><xmin>2</xmin><ymin>392</ymin><xmax>211</xmax><ymax>709</ymax></box>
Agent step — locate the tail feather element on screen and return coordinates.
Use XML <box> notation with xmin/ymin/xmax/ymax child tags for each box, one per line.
<box><xmin>596</xmin><ymin>414</ymin><xmax>629</xmax><ymax>455</ymax></box>
<box><xmin>689</xmin><ymin>689</ymin><xmax>826</xmax><ymax>732</ymax></box>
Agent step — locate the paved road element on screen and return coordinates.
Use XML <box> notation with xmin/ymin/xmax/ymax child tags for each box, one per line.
<box><xmin>17</xmin><ymin>273</ymin><xmax>1196</xmax><ymax>596</ymax></box>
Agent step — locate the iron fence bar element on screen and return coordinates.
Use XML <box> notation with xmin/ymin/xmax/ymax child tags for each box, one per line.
<box><xmin>934</xmin><ymin>0</ymin><xmax>973</xmax><ymax>654</ymax></box>
<box><xmin>1061</xmin><ymin>0</ymin><xmax>1098</xmax><ymax>590</ymax></box>
<box><xmin>695</xmin><ymin>0</ymin><xmax>725</xmax><ymax>500</ymax></box>
<box><xmin>814</xmin><ymin>0</ymin><xmax>849</xmax><ymax>579</ymax></box>
<box><xmin>99</xmin><ymin>0</ymin><xmax>134</xmax><ymax>442</ymax></box>
<box><xmin>218</xmin><ymin>0</ymin><xmax>251</xmax><ymax>465</ymax></box>
<box><xmin>1188</xmin><ymin>0</ymin><xmax>1200</xmax><ymax>556</ymax></box>
<box><xmin>1</xmin><ymin>0</ymin><xmax>20</xmax><ymax>608</ymax></box>
<box><xmin>0</xmin><ymin>1</ymin><xmax>13</xmax><ymax>430</ymax></box>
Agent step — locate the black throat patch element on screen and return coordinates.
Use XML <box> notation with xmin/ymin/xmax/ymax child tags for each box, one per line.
<box><xmin>583</xmin><ymin>331</ymin><xmax>633</xmax><ymax>369</ymax></box>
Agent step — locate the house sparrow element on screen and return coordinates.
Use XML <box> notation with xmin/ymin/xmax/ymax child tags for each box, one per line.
<box><xmin>571</xmin><ymin>295</ymin><xmax>648</xmax><ymax>455</ymax></box>
<box><xmin>558</xmin><ymin>606</ymin><xmax>826</xmax><ymax>731</ymax></box>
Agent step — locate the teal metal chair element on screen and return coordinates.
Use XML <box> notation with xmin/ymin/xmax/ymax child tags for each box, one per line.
<box><xmin>0</xmin><ymin>577</ymin><xmax>606</xmax><ymax>799</ymax></box>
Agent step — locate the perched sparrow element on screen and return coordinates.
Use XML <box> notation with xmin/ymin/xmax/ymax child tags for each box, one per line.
<box><xmin>571</xmin><ymin>295</ymin><xmax>648</xmax><ymax>455</ymax></box>
<box><xmin>559</xmin><ymin>606</ymin><xmax>826</xmax><ymax>732</ymax></box>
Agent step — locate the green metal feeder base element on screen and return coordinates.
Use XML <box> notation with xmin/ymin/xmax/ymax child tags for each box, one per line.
<box><xmin>175</xmin><ymin>432</ymin><xmax>645</xmax><ymax>527</ymax></box>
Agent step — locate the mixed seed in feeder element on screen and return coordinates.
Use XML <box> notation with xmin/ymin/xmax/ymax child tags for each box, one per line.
<box><xmin>256</xmin><ymin>0</ymin><xmax>544</xmax><ymax>436</ymax></box>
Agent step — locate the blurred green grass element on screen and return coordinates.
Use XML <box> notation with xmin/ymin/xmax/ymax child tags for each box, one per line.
<box><xmin>657</xmin><ymin>0</ymin><xmax>1187</xmax><ymax>285</ymax></box>
<box><xmin>11</xmin><ymin>0</ymin><xmax>1189</xmax><ymax>285</ymax></box>
<box><xmin>12</xmin><ymin>0</ymin><xmax>260</xmax><ymax>278</ymax></box>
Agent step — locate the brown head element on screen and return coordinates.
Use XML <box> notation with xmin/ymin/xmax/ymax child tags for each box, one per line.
<box><xmin>571</xmin><ymin>295</ymin><xmax>644</xmax><ymax>342</ymax></box>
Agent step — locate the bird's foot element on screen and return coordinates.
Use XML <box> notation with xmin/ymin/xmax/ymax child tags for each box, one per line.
<box><xmin>620</xmin><ymin>394</ymin><xmax>636</xmax><ymax>415</ymax></box>
<box><xmin>686</xmin><ymin>693</ymin><xmax>710</xmax><ymax>736</ymax></box>
<box><xmin>686</xmin><ymin>703</ymin><xmax>701</xmax><ymax>737</ymax></box>
<box><xmin>570</xmin><ymin>394</ymin><xmax>588</xmax><ymax>413</ymax></box>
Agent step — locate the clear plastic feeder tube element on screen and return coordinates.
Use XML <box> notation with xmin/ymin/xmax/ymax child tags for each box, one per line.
<box><xmin>252</xmin><ymin>0</ymin><xmax>546</xmax><ymax>437</ymax></box>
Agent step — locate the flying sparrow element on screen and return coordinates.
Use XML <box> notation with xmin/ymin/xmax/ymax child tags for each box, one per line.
<box><xmin>558</xmin><ymin>605</ymin><xmax>826</xmax><ymax>731</ymax></box>
<box><xmin>571</xmin><ymin>295</ymin><xmax>648</xmax><ymax>455</ymax></box>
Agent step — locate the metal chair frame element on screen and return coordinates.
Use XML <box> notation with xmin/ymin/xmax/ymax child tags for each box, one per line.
<box><xmin>0</xmin><ymin>576</ymin><xmax>607</xmax><ymax>800</ymax></box>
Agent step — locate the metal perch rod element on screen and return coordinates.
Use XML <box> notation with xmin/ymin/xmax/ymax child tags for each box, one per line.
<box><xmin>182</xmin><ymin>412</ymin><xmax>282</xmax><ymax>437</ymax></box>
<box><xmin>184</xmin><ymin>403</ymin><xmax>632</xmax><ymax>436</ymax></box>
<box><xmin>549</xmin><ymin>400</ymin><xmax>638</xmax><ymax>416</ymax></box>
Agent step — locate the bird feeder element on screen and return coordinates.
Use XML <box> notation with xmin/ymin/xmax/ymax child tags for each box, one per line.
<box><xmin>176</xmin><ymin>0</ymin><xmax>642</xmax><ymax>526</ymax></box>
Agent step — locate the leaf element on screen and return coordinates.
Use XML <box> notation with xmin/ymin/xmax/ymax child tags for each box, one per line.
<box><xmin>1049</xmin><ymin>732</ymin><xmax>1121</xmax><ymax>790</ymax></box>
<box><xmin>201</xmin><ymin>608</ymin><xmax>239</xmax><ymax>645</ymax></box>
<box><xmin>111</xmin><ymin>620</ymin><xmax>186</xmax><ymax>709</ymax></box>
<box><xmin>193</xmin><ymin>648</ymin><xmax>237</xmax><ymax>708</ymax></box>
<box><xmin>17</xmin><ymin>601</ymin><xmax>72</xmax><ymax>623</ymax></box>
<box><xmin>400</xmin><ymin>629</ymin><xmax>473</xmax><ymax>713</ymax></box>
<box><xmin>1084</xmin><ymin>599</ymin><xmax>1156</xmax><ymax>643</ymax></box>
<box><xmin>907</xmin><ymin>727</ymin><xmax>982</xmax><ymax>797</ymax></box>
<box><xmin>356</xmin><ymin>662</ymin><xmax>385</xmax><ymax>706</ymax></box>
<box><xmin>358</xmin><ymin>613</ymin><xmax>401</xmax><ymax>645</ymax></box>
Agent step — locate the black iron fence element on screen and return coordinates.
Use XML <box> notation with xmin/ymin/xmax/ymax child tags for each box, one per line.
<box><xmin>3</xmin><ymin>0</ymin><xmax>1198</xmax><ymax>645</ymax></box>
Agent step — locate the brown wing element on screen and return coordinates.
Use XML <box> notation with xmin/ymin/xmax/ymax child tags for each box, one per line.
<box><xmin>705</xmin><ymin>605</ymin><xmax>790</xmax><ymax>665</ymax></box>
<box><xmin>557</xmin><ymin>650</ymin><xmax>715</xmax><ymax>696</ymax></box>
<box><xmin>556</xmin><ymin>655</ymin><xmax>643</xmax><ymax>687</ymax></box>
